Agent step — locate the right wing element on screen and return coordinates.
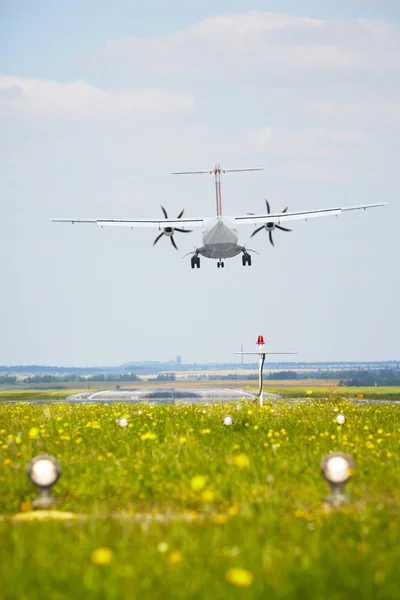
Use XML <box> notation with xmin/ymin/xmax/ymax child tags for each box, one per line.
<box><xmin>234</xmin><ymin>203</ymin><xmax>386</xmax><ymax>226</ymax></box>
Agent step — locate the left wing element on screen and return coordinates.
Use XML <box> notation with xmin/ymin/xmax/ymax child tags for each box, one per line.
<box><xmin>234</xmin><ymin>203</ymin><xmax>386</xmax><ymax>225</ymax></box>
<box><xmin>51</xmin><ymin>217</ymin><xmax>205</xmax><ymax>228</ymax></box>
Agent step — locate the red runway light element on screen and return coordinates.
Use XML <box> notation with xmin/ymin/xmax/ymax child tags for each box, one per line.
<box><xmin>257</xmin><ymin>335</ymin><xmax>265</xmax><ymax>345</ymax></box>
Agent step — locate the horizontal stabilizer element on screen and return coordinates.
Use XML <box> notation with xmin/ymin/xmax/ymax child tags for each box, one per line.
<box><xmin>234</xmin><ymin>352</ymin><xmax>297</xmax><ymax>355</ymax></box>
<box><xmin>171</xmin><ymin>167</ymin><xmax>263</xmax><ymax>175</ymax></box>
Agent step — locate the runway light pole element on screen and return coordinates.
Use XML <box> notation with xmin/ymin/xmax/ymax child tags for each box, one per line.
<box><xmin>27</xmin><ymin>454</ymin><xmax>61</xmax><ymax>509</ymax></box>
<box><xmin>235</xmin><ymin>335</ymin><xmax>296</xmax><ymax>407</ymax></box>
<box><xmin>321</xmin><ymin>452</ymin><xmax>355</xmax><ymax>506</ymax></box>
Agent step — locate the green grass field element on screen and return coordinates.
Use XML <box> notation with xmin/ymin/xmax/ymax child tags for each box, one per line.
<box><xmin>1</xmin><ymin>395</ymin><xmax>400</xmax><ymax>599</ymax></box>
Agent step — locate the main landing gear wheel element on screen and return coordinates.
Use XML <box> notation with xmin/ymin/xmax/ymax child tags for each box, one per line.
<box><xmin>242</xmin><ymin>253</ymin><xmax>252</xmax><ymax>266</ymax></box>
<box><xmin>191</xmin><ymin>256</ymin><xmax>200</xmax><ymax>269</ymax></box>
<box><xmin>217</xmin><ymin>261</ymin><xmax>225</xmax><ymax>268</ymax></box>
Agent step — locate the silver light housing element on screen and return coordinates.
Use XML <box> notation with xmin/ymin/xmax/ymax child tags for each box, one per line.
<box><xmin>27</xmin><ymin>454</ymin><xmax>61</xmax><ymax>509</ymax></box>
<box><xmin>222</xmin><ymin>415</ymin><xmax>234</xmax><ymax>426</ymax></box>
<box><xmin>320</xmin><ymin>452</ymin><xmax>355</xmax><ymax>506</ymax></box>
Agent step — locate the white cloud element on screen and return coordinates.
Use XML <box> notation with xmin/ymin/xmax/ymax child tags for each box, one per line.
<box><xmin>0</xmin><ymin>75</ymin><xmax>194</xmax><ymax>122</ymax></box>
<box><xmin>87</xmin><ymin>11</ymin><xmax>400</xmax><ymax>81</ymax></box>
<box><xmin>311</xmin><ymin>101</ymin><xmax>400</xmax><ymax>123</ymax></box>
<box><xmin>238</xmin><ymin>127</ymin><xmax>373</xmax><ymax>157</ymax></box>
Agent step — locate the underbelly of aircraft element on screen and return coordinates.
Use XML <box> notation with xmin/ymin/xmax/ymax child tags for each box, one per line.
<box><xmin>199</xmin><ymin>219</ymin><xmax>242</xmax><ymax>258</ymax></box>
<box><xmin>197</xmin><ymin>243</ymin><xmax>244</xmax><ymax>259</ymax></box>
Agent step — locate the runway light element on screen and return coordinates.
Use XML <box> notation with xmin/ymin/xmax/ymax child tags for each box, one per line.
<box><xmin>222</xmin><ymin>415</ymin><xmax>234</xmax><ymax>426</ymax></box>
<box><xmin>336</xmin><ymin>413</ymin><xmax>346</xmax><ymax>425</ymax></box>
<box><xmin>116</xmin><ymin>417</ymin><xmax>129</xmax><ymax>428</ymax></box>
<box><xmin>27</xmin><ymin>454</ymin><xmax>61</xmax><ymax>509</ymax></box>
<box><xmin>321</xmin><ymin>452</ymin><xmax>355</xmax><ymax>506</ymax></box>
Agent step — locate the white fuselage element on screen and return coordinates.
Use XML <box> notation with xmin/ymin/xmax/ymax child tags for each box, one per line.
<box><xmin>197</xmin><ymin>217</ymin><xmax>244</xmax><ymax>259</ymax></box>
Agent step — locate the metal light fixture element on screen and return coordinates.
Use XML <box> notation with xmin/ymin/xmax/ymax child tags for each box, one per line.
<box><xmin>222</xmin><ymin>415</ymin><xmax>234</xmax><ymax>426</ymax></box>
<box><xmin>336</xmin><ymin>414</ymin><xmax>346</xmax><ymax>425</ymax></box>
<box><xmin>321</xmin><ymin>452</ymin><xmax>354</xmax><ymax>506</ymax></box>
<box><xmin>27</xmin><ymin>454</ymin><xmax>61</xmax><ymax>509</ymax></box>
<box><xmin>235</xmin><ymin>335</ymin><xmax>296</xmax><ymax>406</ymax></box>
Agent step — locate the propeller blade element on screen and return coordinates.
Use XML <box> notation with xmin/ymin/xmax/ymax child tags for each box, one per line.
<box><xmin>276</xmin><ymin>224</ymin><xmax>292</xmax><ymax>232</ymax></box>
<box><xmin>170</xmin><ymin>236</ymin><xmax>178</xmax><ymax>250</ymax></box>
<box><xmin>177</xmin><ymin>209</ymin><xmax>185</xmax><ymax>219</ymax></box>
<box><xmin>153</xmin><ymin>232</ymin><xmax>164</xmax><ymax>246</ymax></box>
<box><xmin>250</xmin><ymin>226</ymin><xmax>265</xmax><ymax>238</ymax></box>
<box><xmin>282</xmin><ymin>207</ymin><xmax>288</xmax><ymax>213</ymax></box>
<box><xmin>161</xmin><ymin>205</ymin><xmax>168</xmax><ymax>219</ymax></box>
<box><xmin>269</xmin><ymin>231</ymin><xmax>275</xmax><ymax>246</ymax></box>
<box><xmin>174</xmin><ymin>227</ymin><xmax>193</xmax><ymax>233</ymax></box>
<box><xmin>265</xmin><ymin>199</ymin><xmax>271</xmax><ymax>214</ymax></box>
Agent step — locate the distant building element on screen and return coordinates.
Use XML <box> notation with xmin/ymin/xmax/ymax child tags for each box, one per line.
<box><xmin>176</xmin><ymin>355</ymin><xmax>182</xmax><ymax>368</ymax></box>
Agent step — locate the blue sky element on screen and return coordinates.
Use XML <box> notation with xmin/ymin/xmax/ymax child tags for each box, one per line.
<box><xmin>0</xmin><ymin>1</ymin><xmax>399</xmax><ymax>365</ymax></box>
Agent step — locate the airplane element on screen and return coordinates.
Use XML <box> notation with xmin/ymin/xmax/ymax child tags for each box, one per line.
<box><xmin>52</xmin><ymin>164</ymin><xmax>386</xmax><ymax>269</ymax></box>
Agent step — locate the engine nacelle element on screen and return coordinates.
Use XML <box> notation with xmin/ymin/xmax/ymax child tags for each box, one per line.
<box><xmin>264</xmin><ymin>222</ymin><xmax>275</xmax><ymax>231</ymax></box>
<box><xmin>163</xmin><ymin>227</ymin><xmax>175</xmax><ymax>237</ymax></box>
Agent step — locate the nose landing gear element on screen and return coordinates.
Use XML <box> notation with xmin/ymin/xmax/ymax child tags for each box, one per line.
<box><xmin>217</xmin><ymin>260</ymin><xmax>225</xmax><ymax>268</ymax></box>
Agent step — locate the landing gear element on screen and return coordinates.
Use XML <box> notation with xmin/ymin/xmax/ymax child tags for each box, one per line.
<box><xmin>217</xmin><ymin>260</ymin><xmax>225</xmax><ymax>268</ymax></box>
<box><xmin>242</xmin><ymin>252</ymin><xmax>252</xmax><ymax>266</ymax></box>
<box><xmin>191</xmin><ymin>255</ymin><xmax>200</xmax><ymax>269</ymax></box>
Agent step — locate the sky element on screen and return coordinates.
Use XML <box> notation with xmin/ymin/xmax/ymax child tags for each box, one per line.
<box><xmin>0</xmin><ymin>0</ymin><xmax>399</xmax><ymax>366</ymax></box>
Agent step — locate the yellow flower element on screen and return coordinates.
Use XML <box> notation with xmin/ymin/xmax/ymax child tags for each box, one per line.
<box><xmin>227</xmin><ymin>505</ymin><xmax>240</xmax><ymax>516</ymax></box>
<box><xmin>232</xmin><ymin>453</ymin><xmax>250</xmax><ymax>468</ymax></box>
<box><xmin>91</xmin><ymin>547</ymin><xmax>114</xmax><ymax>565</ymax></box>
<box><xmin>213</xmin><ymin>514</ymin><xmax>227</xmax><ymax>524</ymax></box>
<box><xmin>201</xmin><ymin>489</ymin><xmax>215</xmax><ymax>503</ymax></box>
<box><xmin>141</xmin><ymin>432</ymin><xmax>157</xmax><ymax>441</ymax></box>
<box><xmin>157</xmin><ymin>542</ymin><xmax>169</xmax><ymax>553</ymax></box>
<box><xmin>225</xmin><ymin>568</ymin><xmax>253</xmax><ymax>587</ymax></box>
<box><xmin>190</xmin><ymin>475</ymin><xmax>207</xmax><ymax>492</ymax></box>
<box><xmin>200</xmin><ymin>429</ymin><xmax>211</xmax><ymax>435</ymax></box>
<box><xmin>20</xmin><ymin>501</ymin><xmax>33</xmax><ymax>513</ymax></box>
<box><xmin>28</xmin><ymin>427</ymin><xmax>39</xmax><ymax>439</ymax></box>
<box><xmin>168</xmin><ymin>551</ymin><xmax>182</xmax><ymax>565</ymax></box>
<box><xmin>179</xmin><ymin>437</ymin><xmax>187</xmax><ymax>444</ymax></box>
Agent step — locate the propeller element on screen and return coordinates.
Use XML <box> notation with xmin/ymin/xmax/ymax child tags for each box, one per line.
<box><xmin>250</xmin><ymin>199</ymin><xmax>292</xmax><ymax>246</ymax></box>
<box><xmin>153</xmin><ymin>205</ymin><xmax>192</xmax><ymax>250</ymax></box>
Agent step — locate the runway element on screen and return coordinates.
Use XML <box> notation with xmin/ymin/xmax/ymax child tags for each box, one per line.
<box><xmin>1</xmin><ymin>389</ymin><xmax>398</xmax><ymax>405</ymax></box>
<box><xmin>64</xmin><ymin>388</ymin><xmax>275</xmax><ymax>404</ymax></box>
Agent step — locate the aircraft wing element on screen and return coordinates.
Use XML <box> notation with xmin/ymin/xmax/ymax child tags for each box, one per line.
<box><xmin>234</xmin><ymin>203</ymin><xmax>386</xmax><ymax>225</ymax></box>
<box><xmin>51</xmin><ymin>217</ymin><xmax>205</xmax><ymax>228</ymax></box>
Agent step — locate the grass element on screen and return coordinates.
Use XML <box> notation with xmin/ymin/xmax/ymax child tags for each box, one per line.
<box><xmin>265</xmin><ymin>385</ymin><xmax>400</xmax><ymax>400</ymax></box>
<box><xmin>0</xmin><ymin>396</ymin><xmax>400</xmax><ymax>599</ymax></box>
